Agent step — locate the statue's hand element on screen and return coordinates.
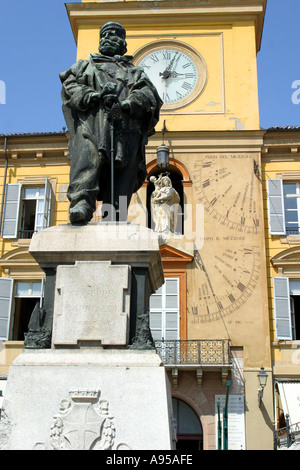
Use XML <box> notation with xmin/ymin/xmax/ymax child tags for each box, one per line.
<box><xmin>120</xmin><ymin>101</ymin><xmax>130</xmax><ymax>114</ymax></box>
<box><xmin>89</xmin><ymin>92</ymin><xmax>102</xmax><ymax>105</ymax></box>
<box><xmin>103</xmin><ymin>82</ymin><xmax>117</xmax><ymax>95</ymax></box>
<box><xmin>103</xmin><ymin>94</ymin><xmax>119</xmax><ymax>110</ymax></box>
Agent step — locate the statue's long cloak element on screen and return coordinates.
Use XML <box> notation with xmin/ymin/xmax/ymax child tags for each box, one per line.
<box><xmin>60</xmin><ymin>54</ymin><xmax>162</xmax><ymax>205</ymax></box>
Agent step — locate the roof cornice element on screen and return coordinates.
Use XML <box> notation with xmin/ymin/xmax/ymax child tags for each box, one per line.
<box><xmin>65</xmin><ymin>0</ymin><xmax>267</xmax><ymax>52</ymax></box>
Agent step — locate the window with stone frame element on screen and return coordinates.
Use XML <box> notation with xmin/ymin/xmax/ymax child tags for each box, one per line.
<box><xmin>1</xmin><ymin>178</ymin><xmax>53</xmax><ymax>240</ymax></box>
<box><xmin>0</xmin><ymin>279</ymin><xmax>44</xmax><ymax>341</ymax></box>
<box><xmin>273</xmin><ymin>277</ymin><xmax>300</xmax><ymax>341</ymax></box>
<box><xmin>283</xmin><ymin>182</ymin><xmax>300</xmax><ymax>235</ymax></box>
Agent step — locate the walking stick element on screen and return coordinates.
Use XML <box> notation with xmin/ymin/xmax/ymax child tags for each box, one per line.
<box><xmin>110</xmin><ymin>120</ymin><xmax>114</xmax><ymax>210</ymax></box>
<box><xmin>108</xmin><ymin>102</ymin><xmax>123</xmax><ymax>217</ymax></box>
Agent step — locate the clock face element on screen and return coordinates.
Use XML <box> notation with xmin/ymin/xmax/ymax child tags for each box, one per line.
<box><xmin>135</xmin><ymin>42</ymin><xmax>207</xmax><ymax>110</ymax></box>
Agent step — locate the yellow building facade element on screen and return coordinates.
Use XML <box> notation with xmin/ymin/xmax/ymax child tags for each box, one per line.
<box><xmin>3</xmin><ymin>0</ymin><xmax>297</xmax><ymax>451</ymax></box>
<box><xmin>0</xmin><ymin>132</ymin><xmax>70</xmax><ymax>371</ymax></box>
<box><xmin>262</xmin><ymin>127</ymin><xmax>300</xmax><ymax>445</ymax></box>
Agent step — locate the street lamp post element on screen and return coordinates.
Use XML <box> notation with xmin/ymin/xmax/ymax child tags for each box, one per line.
<box><xmin>156</xmin><ymin>121</ymin><xmax>170</xmax><ymax>169</ymax></box>
<box><xmin>258</xmin><ymin>366</ymin><xmax>268</xmax><ymax>407</ymax></box>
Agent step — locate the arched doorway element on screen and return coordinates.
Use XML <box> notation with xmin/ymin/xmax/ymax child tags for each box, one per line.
<box><xmin>172</xmin><ymin>397</ymin><xmax>203</xmax><ymax>450</ymax></box>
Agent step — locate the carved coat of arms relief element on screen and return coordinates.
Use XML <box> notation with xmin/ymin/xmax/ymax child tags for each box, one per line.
<box><xmin>50</xmin><ymin>390</ymin><xmax>116</xmax><ymax>450</ymax></box>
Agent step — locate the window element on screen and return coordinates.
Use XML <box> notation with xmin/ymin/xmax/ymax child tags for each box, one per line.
<box><xmin>267</xmin><ymin>179</ymin><xmax>300</xmax><ymax>235</ymax></box>
<box><xmin>2</xmin><ymin>179</ymin><xmax>53</xmax><ymax>239</ymax></box>
<box><xmin>19</xmin><ymin>187</ymin><xmax>49</xmax><ymax>238</ymax></box>
<box><xmin>0</xmin><ymin>278</ymin><xmax>44</xmax><ymax>341</ymax></box>
<box><xmin>149</xmin><ymin>278</ymin><xmax>180</xmax><ymax>341</ymax></box>
<box><xmin>273</xmin><ymin>277</ymin><xmax>300</xmax><ymax>340</ymax></box>
<box><xmin>289</xmin><ymin>280</ymin><xmax>300</xmax><ymax>340</ymax></box>
<box><xmin>283</xmin><ymin>183</ymin><xmax>300</xmax><ymax>235</ymax></box>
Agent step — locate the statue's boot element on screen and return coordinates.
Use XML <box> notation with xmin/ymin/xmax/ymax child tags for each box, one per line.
<box><xmin>69</xmin><ymin>200</ymin><xmax>93</xmax><ymax>224</ymax></box>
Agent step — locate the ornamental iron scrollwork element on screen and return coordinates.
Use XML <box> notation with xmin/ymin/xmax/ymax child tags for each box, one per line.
<box><xmin>155</xmin><ymin>339</ymin><xmax>230</xmax><ymax>365</ymax></box>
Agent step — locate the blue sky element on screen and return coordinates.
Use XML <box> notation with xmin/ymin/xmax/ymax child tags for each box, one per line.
<box><xmin>0</xmin><ymin>0</ymin><xmax>299</xmax><ymax>134</ymax></box>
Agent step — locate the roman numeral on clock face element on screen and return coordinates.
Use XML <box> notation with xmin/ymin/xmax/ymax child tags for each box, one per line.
<box><xmin>182</xmin><ymin>82</ymin><xmax>192</xmax><ymax>90</ymax></box>
<box><xmin>149</xmin><ymin>53</ymin><xmax>159</xmax><ymax>63</ymax></box>
<box><xmin>162</xmin><ymin>51</ymin><xmax>171</xmax><ymax>60</ymax></box>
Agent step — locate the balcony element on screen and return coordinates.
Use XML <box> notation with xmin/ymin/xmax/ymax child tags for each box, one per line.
<box><xmin>18</xmin><ymin>229</ymin><xmax>36</xmax><ymax>239</ymax></box>
<box><xmin>275</xmin><ymin>420</ymin><xmax>300</xmax><ymax>450</ymax></box>
<box><xmin>155</xmin><ymin>339</ymin><xmax>232</xmax><ymax>387</ymax></box>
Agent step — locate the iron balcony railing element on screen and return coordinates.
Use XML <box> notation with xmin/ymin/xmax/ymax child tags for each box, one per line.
<box><xmin>18</xmin><ymin>229</ymin><xmax>36</xmax><ymax>239</ymax></box>
<box><xmin>274</xmin><ymin>416</ymin><xmax>300</xmax><ymax>450</ymax></box>
<box><xmin>286</xmin><ymin>227</ymin><xmax>300</xmax><ymax>235</ymax></box>
<box><xmin>155</xmin><ymin>339</ymin><xmax>231</xmax><ymax>366</ymax></box>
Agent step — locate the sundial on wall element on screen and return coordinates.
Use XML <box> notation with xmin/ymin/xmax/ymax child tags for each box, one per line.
<box><xmin>193</xmin><ymin>154</ymin><xmax>260</xmax><ymax>234</ymax></box>
<box><xmin>193</xmin><ymin>243</ymin><xmax>260</xmax><ymax>323</ymax></box>
<box><xmin>191</xmin><ymin>153</ymin><xmax>262</xmax><ymax>323</ymax></box>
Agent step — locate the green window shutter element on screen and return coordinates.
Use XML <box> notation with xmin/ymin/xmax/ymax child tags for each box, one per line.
<box><xmin>273</xmin><ymin>277</ymin><xmax>292</xmax><ymax>340</ymax></box>
<box><xmin>2</xmin><ymin>184</ymin><xmax>21</xmax><ymax>238</ymax></box>
<box><xmin>0</xmin><ymin>278</ymin><xmax>14</xmax><ymax>340</ymax></box>
<box><xmin>267</xmin><ymin>179</ymin><xmax>286</xmax><ymax>235</ymax></box>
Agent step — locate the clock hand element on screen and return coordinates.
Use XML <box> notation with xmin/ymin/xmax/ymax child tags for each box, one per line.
<box><xmin>159</xmin><ymin>70</ymin><xmax>185</xmax><ymax>82</ymax></box>
<box><xmin>159</xmin><ymin>52</ymin><xmax>179</xmax><ymax>79</ymax></box>
<box><xmin>159</xmin><ymin>70</ymin><xmax>171</xmax><ymax>79</ymax></box>
<box><xmin>160</xmin><ymin>67</ymin><xmax>185</xmax><ymax>80</ymax></box>
<box><xmin>170</xmin><ymin>71</ymin><xmax>185</xmax><ymax>78</ymax></box>
<box><xmin>165</xmin><ymin>51</ymin><xmax>179</xmax><ymax>72</ymax></box>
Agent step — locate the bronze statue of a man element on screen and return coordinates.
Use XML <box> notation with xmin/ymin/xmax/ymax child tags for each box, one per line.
<box><xmin>60</xmin><ymin>22</ymin><xmax>162</xmax><ymax>223</ymax></box>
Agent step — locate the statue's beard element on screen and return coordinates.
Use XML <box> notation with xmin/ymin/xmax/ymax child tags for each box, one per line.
<box><xmin>98</xmin><ymin>38</ymin><xmax>126</xmax><ymax>57</ymax></box>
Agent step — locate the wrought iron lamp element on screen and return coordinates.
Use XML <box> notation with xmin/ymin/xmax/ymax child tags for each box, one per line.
<box><xmin>258</xmin><ymin>366</ymin><xmax>268</xmax><ymax>407</ymax></box>
<box><xmin>156</xmin><ymin>120</ymin><xmax>170</xmax><ymax>169</ymax></box>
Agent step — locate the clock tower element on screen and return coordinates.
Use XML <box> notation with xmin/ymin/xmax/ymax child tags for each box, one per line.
<box><xmin>65</xmin><ymin>0</ymin><xmax>272</xmax><ymax>450</ymax></box>
<box><xmin>68</xmin><ymin>0</ymin><xmax>264</xmax><ymax>131</ymax></box>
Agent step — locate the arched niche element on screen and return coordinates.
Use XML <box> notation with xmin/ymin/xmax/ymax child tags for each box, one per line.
<box><xmin>145</xmin><ymin>158</ymin><xmax>192</xmax><ymax>233</ymax></box>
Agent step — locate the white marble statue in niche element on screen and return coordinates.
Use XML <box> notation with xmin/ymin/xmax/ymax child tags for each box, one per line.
<box><xmin>150</xmin><ymin>173</ymin><xmax>180</xmax><ymax>233</ymax></box>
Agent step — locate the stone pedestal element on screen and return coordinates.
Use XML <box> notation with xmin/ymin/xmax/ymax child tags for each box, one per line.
<box><xmin>0</xmin><ymin>223</ymin><xmax>175</xmax><ymax>450</ymax></box>
<box><xmin>28</xmin><ymin>222</ymin><xmax>164</xmax><ymax>349</ymax></box>
<box><xmin>1</xmin><ymin>349</ymin><xmax>174</xmax><ymax>450</ymax></box>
